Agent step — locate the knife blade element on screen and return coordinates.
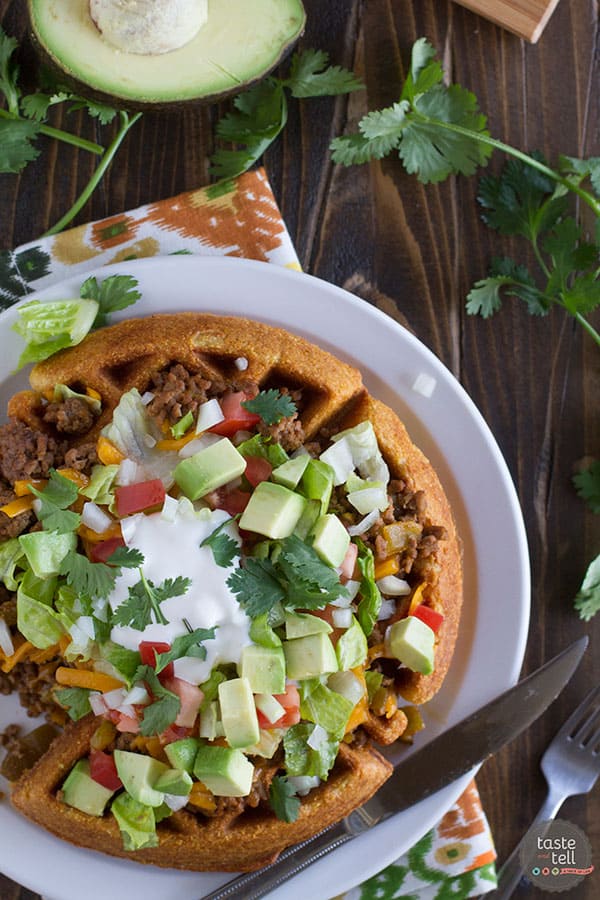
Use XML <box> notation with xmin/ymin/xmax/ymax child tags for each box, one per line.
<box><xmin>202</xmin><ymin>636</ymin><xmax>588</xmax><ymax>900</ymax></box>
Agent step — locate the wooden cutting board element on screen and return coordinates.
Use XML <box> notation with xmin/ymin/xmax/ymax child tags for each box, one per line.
<box><xmin>453</xmin><ymin>0</ymin><xmax>561</xmax><ymax>42</ymax></box>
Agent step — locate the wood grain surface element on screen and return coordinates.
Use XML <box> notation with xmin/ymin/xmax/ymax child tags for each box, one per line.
<box><xmin>452</xmin><ymin>0</ymin><xmax>561</xmax><ymax>42</ymax></box>
<box><xmin>1</xmin><ymin>1</ymin><xmax>599</xmax><ymax>898</ymax></box>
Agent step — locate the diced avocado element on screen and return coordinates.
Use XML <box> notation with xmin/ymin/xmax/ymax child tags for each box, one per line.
<box><xmin>113</xmin><ymin>749</ymin><xmax>169</xmax><ymax>808</ymax></box>
<box><xmin>271</xmin><ymin>454</ymin><xmax>310</xmax><ymax>489</ymax></box>
<box><xmin>254</xmin><ymin>692</ymin><xmax>286</xmax><ymax>724</ymax></box>
<box><xmin>311</xmin><ymin>514</ymin><xmax>350</xmax><ymax>568</ymax></box>
<box><xmin>293</xmin><ymin>498</ymin><xmax>321</xmax><ymax>540</ymax></box>
<box><xmin>174</xmin><ymin>438</ymin><xmax>246</xmax><ymax>500</ymax></box>
<box><xmin>18</xmin><ymin>531</ymin><xmax>77</xmax><ymax>578</ymax></box>
<box><xmin>301</xmin><ymin>459</ymin><xmax>334</xmax><ymax>513</ymax></box>
<box><xmin>164</xmin><ymin>737</ymin><xmax>200</xmax><ymax>774</ymax></box>
<box><xmin>28</xmin><ymin>0</ymin><xmax>306</xmax><ymax>107</ymax></box>
<box><xmin>240</xmin><ymin>644</ymin><xmax>286</xmax><ymax>694</ymax></box>
<box><xmin>61</xmin><ymin>758</ymin><xmax>115</xmax><ymax>816</ymax></box>
<box><xmin>239</xmin><ymin>482</ymin><xmax>306</xmax><ymax>539</ymax></box>
<box><xmin>154</xmin><ymin>767</ymin><xmax>193</xmax><ymax>796</ymax></box>
<box><xmin>385</xmin><ymin>616</ymin><xmax>435</xmax><ymax>675</ymax></box>
<box><xmin>193</xmin><ymin>744</ymin><xmax>254</xmax><ymax>797</ymax></box>
<box><xmin>218</xmin><ymin>677</ymin><xmax>260</xmax><ymax>748</ymax></box>
<box><xmin>285</xmin><ymin>611</ymin><xmax>332</xmax><ymax>638</ymax></box>
<box><xmin>283</xmin><ymin>632</ymin><xmax>338</xmax><ymax>679</ymax></box>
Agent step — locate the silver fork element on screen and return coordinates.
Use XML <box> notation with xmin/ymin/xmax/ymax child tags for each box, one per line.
<box><xmin>492</xmin><ymin>683</ymin><xmax>600</xmax><ymax>898</ymax></box>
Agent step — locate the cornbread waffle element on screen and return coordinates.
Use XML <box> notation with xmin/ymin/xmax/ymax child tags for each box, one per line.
<box><xmin>4</xmin><ymin>313</ymin><xmax>462</xmax><ymax>871</ymax></box>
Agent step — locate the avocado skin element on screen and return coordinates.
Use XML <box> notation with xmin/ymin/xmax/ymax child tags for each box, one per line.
<box><xmin>26</xmin><ymin>0</ymin><xmax>306</xmax><ymax>111</ymax></box>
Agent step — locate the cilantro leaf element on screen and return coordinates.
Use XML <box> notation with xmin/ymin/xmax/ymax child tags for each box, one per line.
<box><xmin>401</xmin><ymin>36</ymin><xmax>444</xmax><ymax>100</ymax></box>
<box><xmin>0</xmin><ymin>116</ymin><xmax>40</xmax><ymax>174</ymax></box>
<box><xmin>80</xmin><ymin>274</ymin><xmax>141</xmax><ymax>328</ymax></box>
<box><xmin>107</xmin><ymin>546</ymin><xmax>145</xmax><ymax>568</ymax></box>
<box><xmin>200</xmin><ymin>520</ymin><xmax>239</xmax><ymax>568</ymax></box>
<box><xmin>133</xmin><ymin>665</ymin><xmax>180</xmax><ymax>736</ymax></box>
<box><xmin>559</xmin><ymin>155</ymin><xmax>600</xmax><ymax>198</ymax></box>
<box><xmin>227</xmin><ymin>557</ymin><xmax>285</xmax><ymax>618</ymax></box>
<box><xmin>153</xmin><ymin>628</ymin><xmax>217</xmax><ymax>674</ymax></box>
<box><xmin>574</xmin><ymin>554</ymin><xmax>600</xmax><ymax>621</ymax></box>
<box><xmin>573</xmin><ymin>461</ymin><xmax>600</xmax><ymax>514</ymax></box>
<box><xmin>54</xmin><ymin>686</ymin><xmax>92</xmax><ymax>721</ymax></box>
<box><xmin>277</xmin><ymin>535</ymin><xmax>347</xmax><ymax>608</ymax></box>
<box><xmin>67</xmin><ymin>96</ymin><xmax>118</xmax><ymax>125</ymax></box>
<box><xmin>242</xmin><ymin>389</ymin><xmax>297</xmax><ymax>425</ymax></box>
<box><xmin>269</xmin><ymin>775</ymin><xmax>301</xmax><ymax>822</ymax></box>
<box><xmin>21</xmin><ymin>92</ymin><xmax>70</xmax><ymax>122</ymax></box>
<box><xmin>0</xmin><ymin>28</ymin><xmax>20</xmax><ymax>114</ymax></box>
<box><xmin>286</xmin><ymin>48</ymin><xmax>364</xmax><ymax>98</ymax></box>
<box><xmin>111</xmin><ymin>572</ymin><xmax>190</xmax><ymax>630</ymax></box>
<box><xmin>59</xmin><ymin>550</ymin><xmax>118</xmax><ymax>600</ymax></box>
<box><xmin>466</xmin><ymin>258</ymin><xmax>545</xmax><ymax>319</ymax></box>
<box><xmin>28</xmin><ymin>470</ymin><xmax>81</xmax><ymax>533</ymax></box>
<box><xmin>330</xmin><ymin>131</ymin><xmax>393</xmax><ymax>166</ymax></box>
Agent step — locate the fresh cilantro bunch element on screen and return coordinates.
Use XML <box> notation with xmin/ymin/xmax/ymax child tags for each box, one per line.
<box><xmin>572</xmin><ymin>462</ymin><xmax>600</xmax><ymax>621</ymax></box>
<box><xmin>227</xmin><ymin>534</ymin><xmax>348</xmax><ymax>618</ymax></box>
<box><xmin>210</xmin><ymin>48</ymin><xmax>364</xmax><ymax>183</ymax></box>
<box><xmin>331</xmin><ymin>38</ymin><xmax>600</xmax><ymax>347</ymax></box>
<box><xmin>0</xmin><ymin>27</ymin><xmax>141</xmax><ymax>235</ymax></box>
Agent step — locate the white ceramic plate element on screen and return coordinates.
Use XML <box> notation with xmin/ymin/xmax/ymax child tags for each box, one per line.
<box><xmin>0</xmin><ymin>257</ymin><xmax>530</xmax><ymax>900</ymax></box>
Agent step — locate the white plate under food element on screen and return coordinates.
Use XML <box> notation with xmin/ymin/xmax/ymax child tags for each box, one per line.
<box><xmin>0</xmin><ymin>256</ymin><xmax>530</xmax><ymax>900</ymax></box>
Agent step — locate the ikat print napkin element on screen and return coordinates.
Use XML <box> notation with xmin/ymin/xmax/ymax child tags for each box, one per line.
<box><xmin>0</xmin><ymin>168</ymin><xmax>497</xmax><ymax>898</ymax></box>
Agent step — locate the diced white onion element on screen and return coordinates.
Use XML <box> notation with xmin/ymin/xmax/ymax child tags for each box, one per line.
<box><xmin>116</xmin><ymin>702</ymin><xmax>136</xmax><ymax>718</ymax></box>
<box><xmin>144</xmin><ymin>433</ymin><xmax>157</xmax><ymax>448</ymax></box>
<box><xmin>119</xmin><ymin>514</ymin><xmax>140</xmax><ymax>544</ymax></box>
<box><xmin>178</xmin><ymin>433</ymin><xmax>221</xmax><ymax>458</ymax></box>
<box><xmin>376</xmin><ymin>575</ymin><xmax>412</xmax><ymax>596</ymax></box>
<box><xmin>291</xmin><ymin>445</ymin><xmax>310</xmax><ymax>458</ymax></box>
<box><xmin>81</xmin><ymin>501</ymin><xmax>113</xmax><ymax>534</ymax></box>
<box><xmin>102</xmin><ymin>687</ymin><xmax>127</xmax><ymax>710</ymax></box>
<box><xmin>287</xmin><ymin>775</ymin><xmax>320</xmax><ymax>796</ymax></box>
<box><xmin>195</xmin><ymin>398</ymin><xmax>224</xmax><ymax>433</ymax></box>
<box><xmin>140</xmin><ymin>391</ymin><xmax>155</xmax><ymax>406</ymax></box>
<box><xmin>332</xmin><ymin>607</ymin><xmax>353</xmax><ymax>628</ymax></box>
<box><xmin>88</xmin><ymin>692</ymin><xmax>106</xmax><ymax>716</ymax></box>
<box><xmin>319</xmin><ymin>437</ymin><xmax>355</xmax><ymax>486</ymax></box>
<box><xmin>117</xmin><ymin>458</ymin><xmax>138</xmax><ymax>486</ymax></box>
<box><xmin>347</xmin><ymin>508</ymin><xmax>381</xmax><ymax>536</ymax></box>
<box><xmin>160</xmin><ymin>494</ymin><xmax>179</xmax><ymax>523</ymax></box>
<box><xmin>412</xmin><ymin>372</ymin><xmax>437</xmax><ymax>398</ymax></box>
<box><xmin>232</xmin><ymin>430</ymin><xmax>253</xmax><ymax>446</ymax></box>
<box><xmin>163</xmin><ymin>793</ymin><xmax>190</xmax><ymax>811</ymax></box>
<box><xmin>307</xmin><ymin>723</ymin><xmax>329</xmax><ymax>751</ymax></box>
<box><xmin>0</xmin><ymin>619</ymin><xmax>14</xmax><ymax>657</ymax></box>
<box><xmin>123</xmin><ymin>685</ymin><xmax>150</xmax><ymax>706</ymax></box>
<box><xmin>234</xmin><ymin>356</ymin><xmax>249</xmax><ymax>371</ymax></box>
<box><xmin>377</xmin><ymin>598</ymin><xmax>396</xmax><ymax>621</ymax></box>
<box><xmin>76</xmin><ymin>615</ymin><xmax>96</xmax><ymax>640</ymax></box>
<box><xmin>328</xmin><ymin>670</ymin><xmax>365</xmax><ymax>706</ymax></box>
<box><xmin>32</xmin><ymin>498</ymin><xmax>42</xmax><ymax>516</ymax></box>
<box><xmin>254</xmin><ymin>693</ymin><xmax>285</xmax><ymax>724</ymax></box>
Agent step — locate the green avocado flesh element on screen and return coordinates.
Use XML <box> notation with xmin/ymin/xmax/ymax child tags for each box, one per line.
<box><xmin>28</xmin><ymin>0</ymin><xmax>306</xmax><ymax>105</ymax></box>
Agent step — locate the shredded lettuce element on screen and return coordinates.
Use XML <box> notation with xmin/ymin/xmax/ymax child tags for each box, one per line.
<box><xmin>13</xmin><ymin>298</ymin><xmax>99</xmax><ymax>369</ymax></box>
<box><xmin>81</xmin><ymin>464</ymin><xmax>119</xmax><ymax>505</ymax></box>
<box><xmin>249</xmin><ymin>611</ymin><xmax>282</xmax><ymax>648</ymax></box>
<box><xmin>100</xmin><ymin>641</ymin><xmax>142</xmax><ymax>685</ymax></box>
<box><xmin>110</xmin><ymin>793</ymin><xmax>159</xmax><ymax>851</ymax></box>
<box><xmin>236</xmin><ymin>433</ymin><xmax>289</xmax><ymax>467</ymax></box>
<box><xmin>335</xmin><ymin>616</ymin><xmax>368</xmax><ymax>670</ymax></box>
<box><xmin>355</xmin><ymin>540</ymin><xmax>382</xmax><ymax>636</ymax></box>
<box><xmin>0</xmin><ymin>537</ymin><xmax>26</xmax><ymax>590</ymax></box>
<box><xmin>298</xmin><ymin>679</ymin><xmax>354</xmax><ymax>740</ymax></box>
<box><xmin>101</xmin><ymin>388</ymin><xmax>179</xmax><ymax>487</ymax></box>
<box><xmin>53</xmin><ymin>383</ymin><xmax>101</xmax><ymax>414</ymax></box>
<box><xmin>17</xmin><ymin>571</ymin><xmax>63</xmax><ymax>648</ymax></box>
<box><xmin>283</xmin><ymin>723</ymin><xmax>339</xmax><ymax>780</ymax></box>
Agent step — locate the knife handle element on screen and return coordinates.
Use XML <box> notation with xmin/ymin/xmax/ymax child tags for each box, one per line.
<box><xmin>202</xmin><ymin>807</ymin><xmax>378</xmax><ymax>900</ymax></box>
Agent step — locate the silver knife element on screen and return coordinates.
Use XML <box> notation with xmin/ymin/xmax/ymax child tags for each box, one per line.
<box><xmin>202</xmin><ymin>636</ymin><xmax>588</xmax><ymax>900</ymax></box>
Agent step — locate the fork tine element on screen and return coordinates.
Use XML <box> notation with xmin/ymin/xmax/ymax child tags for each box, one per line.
<box><xmin>572</xmin><ymin>701</ymin><xmax>600</xmax><ymax>745</ymax></box>
<box><xmin>559</xmin><ymin>685</ymin><xmax>600</xmax><ymax>739</ymax></box>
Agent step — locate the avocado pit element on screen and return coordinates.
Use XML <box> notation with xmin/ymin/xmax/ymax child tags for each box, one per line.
<box><xmin>89</xmin><ymin>0</ymin><xmax>208</xmax><ymax>55</ymax></box>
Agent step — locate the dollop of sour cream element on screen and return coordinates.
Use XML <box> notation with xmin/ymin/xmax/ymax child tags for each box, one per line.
<box><xmin>109</xmin><ymin>505</ymin><xmax>251</xmax><ymax>684</ymax></box>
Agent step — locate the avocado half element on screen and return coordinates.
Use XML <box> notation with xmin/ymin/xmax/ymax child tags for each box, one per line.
<box><xmin>27</xmin><ymin>0</ymin><xmax>306</xmax><ymax>108</ymax></box>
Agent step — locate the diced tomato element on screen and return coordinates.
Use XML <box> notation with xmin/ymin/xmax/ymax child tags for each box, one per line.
<box><xmin>244</xmin><ymin>456</ymin><xmax>273</xmax><ymax>487</ymax></box>
<box><xmin>114</xmin><ymin>479</ymin><xmax>166</xmax><ymax>516</ymax></box>
<box><xmin>208</xmin><ymin>392</ymin><xmax>261</xmax><ymax>437</ymax></box>
<box><xmin>339</xmin><ymin>541</ymin><xmax>358</xmax><ymax>582</ymax></box>
<box><xmin>139</xmin><ymin>640</ymin><xmax>174</xmax><ymax>679</ymax></box>
<box><xmin>214</xmin><ymin>487</ymin><xmax>251</xmax><ymax>516</ymax></box>
<box><xmin>411</xmin><ymin>604</ymin><xmax>444</xmax><ymax>633</ymax></box>
<box><xmin>162</xmin><ymin>676</ymin><xmax>204</xmax><ymax>728</ymax></box>
<box><xmin>256</xmin><ymin>683</ymin><xmax>301</xmax><ymax>729</ymax></box>
<box><xmin>114</xmin><ymin>712</ymin><xmax>140</xmax><ymax>734</ymax></box>
<box><xmin>89</xmin><ymin>749</ymin><xmax>123</xmax><ymax>791</ymax></box>
<box><xmin>90</xmin><ymin>536</ymin><xmax>126</xmax><ymax>564</ymax></box>
<box><xmin>160</xmin><ymin>724</ymin><xmax>193</xmax><ymax>746</ymax></box>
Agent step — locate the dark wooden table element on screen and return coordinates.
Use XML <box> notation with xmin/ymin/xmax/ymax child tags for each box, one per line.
<box><xmin>1</xmin><ymin>1</ymin><xmax>599</xmax><ymax>898</ymax></box>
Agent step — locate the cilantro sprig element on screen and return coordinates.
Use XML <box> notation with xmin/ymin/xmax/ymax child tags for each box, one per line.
<box><xmin>331</xmin><ymin>38</ymin><xmax>600</xmax><ymax>347</ymax></box>
<box><xmin>132</xmin><ymin>665</ymin><xmax>181</xmax><ymax>736</ymax></box>
<box><xmin>269</xmin><ymin>775</ymin><xmax>300</xmax><ymax>823</ymax></box>
<box><xmin>111</xmin><ymin>572</ymin><xmax>191</xmax><ymax>631</ymax></box>
<box><xmin>28</xmin><ymin>469</ymin><xmax>80</xmax><ymax>533</ymax></box>
<box><xmin>574</xmin><ymin>555</ymin><xmax>600</xmax><ymax>622</ymax></box>
<box><xmin>0</xmin><ymin>27</ymin><xmax>141</xmax><ymax>235</ymax></box>
<box><xmin>242</xmin><ymin>389</ymin><xmax>297</xmax><ymax>426</ymax></box>
<box><xmin>153</xmin><ymin>627</ymin><xmax>217</xmax><ymax>674</ymax></box>
<box><xmin>200</xmin><ymin>518</ymin><xmax>239</xmax><ymax>568</ymax></box>
<box><xmin>228</xmin><ymin>534</ymin><xmax>347</xmax><ymax>618</ymax></box>
<box><xmin>573</xmin><ymin>461</ymin><xmax>600</xmax><ymax>515</ymax></box>
<box><xmin>210</xmin><ymin>48</ymin><xmax>363</xmax><ymax>184</ymax></box>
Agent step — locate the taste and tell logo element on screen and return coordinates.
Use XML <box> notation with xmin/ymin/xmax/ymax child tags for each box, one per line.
<box><xmin>520</xmin><ymin>819</ymin><xmax>594</xmax><ymax>892</ymax></box>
